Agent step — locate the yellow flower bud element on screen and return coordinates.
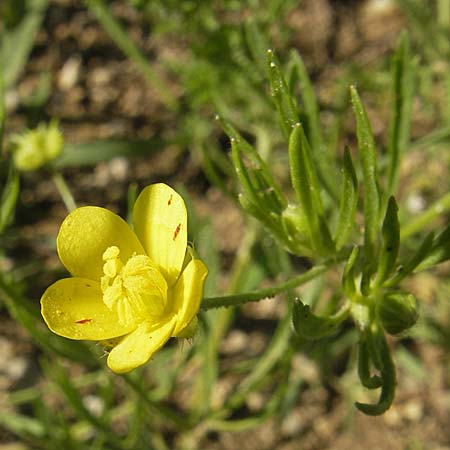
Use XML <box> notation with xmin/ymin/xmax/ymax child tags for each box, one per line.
<box><xmin>11</xmin><ymin>121</ymin><xmax>63</xmax><ymax>171</ymax></box>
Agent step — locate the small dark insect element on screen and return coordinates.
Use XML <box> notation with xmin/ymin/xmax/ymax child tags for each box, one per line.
<box><xmin>173</xmin><ymin>223</ymin><xmax>181</xmax><ymax>241</ymax></box>
<box><xmin>168</xmin><ymin>195</ymin><xmax>173</xmax><ymax>205</ymax></box>
<box><xmin>76</xmin><ymin>318</ymin><xmax>92</xmax><ymax>324</ymax></box>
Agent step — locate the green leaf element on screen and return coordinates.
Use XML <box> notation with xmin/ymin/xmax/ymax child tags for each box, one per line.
<box><xmin>335</xmin><ymin>147</ymin><xmax>358</xmax><ymax>250</ymax></box>
<box><xmin>385</xmin><ymin>31</ymin><xmax>414</xmax><ymax>203</ymax></box>
<box><xmin>288</xmin><ymin>123</ymin><xmax>334</xmax><ymax>255</ymax></box>
<box><xmin>416</xmin><ymin>223</ymin><xmax>450</xmax><ymax>270</ymax></box>
<box><xmin>401</xmin><ymin>191</ymin><xmax>450</xmax><ymax>239</ymax></box>
<box><xmin>54</xmin><ymin>138</ymin><xmax>167</xmax><ymax>168</ymax></box>
<box><xmin>287</xmin><ymin>51</ymin><xmax>321</xmax><ymax>150</ymax></box>
<box><xmin>374</xmin><ymin>196</ymin><xmax>400</xmax><ymax>287</ymax></box>
<box><xmin>0</xmin><ymin>164</ymin><xmax>19</xmax><ymax>234</ymax></box>
<box><xmin>350</xmin><ymin>86</ymin><xmax>381</xmax><ymax>293</ymax></box>
<box><xmin>292</xmin><ymin>298</ymin><xmax>350</xmax><ymax>340</ymax></box>
<box><xmin>385</xmin><ymin>231</ymin><xmax>434</xmax><ymax>287</ymax></box>
<box><xmin>267</xmin><ymin>49</ymin><xmax>299</xmax><ymax>138</ymax></box>
<box><xmin>219</xmin><ymin>116</ymin><xmax>287</xmax><ymax>216</ymax></box>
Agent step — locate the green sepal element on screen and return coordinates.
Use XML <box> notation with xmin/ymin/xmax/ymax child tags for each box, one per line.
<box><xmin>374</xmin><ymin>196</ymin><xmax>400</xmax><ymax>287</ymax></box>
<box><xmin>177</xmin><ymin>316</ymin><xmax>198</xmax><ymax>339</ymax></box>
<box><xmin>266</xmin><ymin>49</ymin><xmax>299</xmax><ymax>138</ymax></box>
<box><xmin>377</xmin><ymin>292</ymin><xmax>419</xmax><ymax>335</ymax></box>
<box><xmin>292</xmin><ymin>299</ymin><xmax>349</xmax><ymax>340</ymax></box>
<box><xmin>350</xmin><ymin>86</ymin><xmax>381</xmax><ymax>294</ymax></box>
<box><xmin>288</xmin><ymin>123</ymin><xmax>334</xmax><ymax>256</ymax></box>
<box><xmin>335</xmin><ymin>147</ymin><xmax>358</xmax><ymax>250</ymax></box>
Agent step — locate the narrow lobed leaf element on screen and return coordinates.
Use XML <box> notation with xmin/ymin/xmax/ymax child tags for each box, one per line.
<box><xmin>357</xmin><ymin>339</ymin><xmax>382</xmax><ymax>389</ymax></box>
<box><xmin>219</xmin><ymin>116</ymin><xmax>287</xmax><ymax>213</ymax></box>
<box><xmin>288</xmin><ymin>123</ymin><xmax>334</xmax><ymax>255</ymax></box>
<box><xmin>374</xmin><ymin>196</ymin><xmax>400</xmax><ymax>287</ymax></box>
<box><xmin>289</xmin><ymin>50</ymin><xmax>339</xmax><ymax>202</ymax></box>
<box><xmin>267</xmin><ymin>49</ymin><xmax>299</xmax><ymax>138</ymax></box>
<box><xmin>416</xmin><ymin>223</ymin><xmax>450</xmax><ymax>271</ymax></box>
<box><xmin>335</xmin><ymin>146</ymin><xmax>358</xmax><ymax>250</ymax></box>
<box><xmin>342</xmin><ymin>245</ymin><xmax>360</xmax><ymax>299</ymax></box>
<box><xmin>355</xmin><ymin>327</ymin><xmax>396</xmax><ymax>415</ymax></box>
<box><xmin>350</xmin><ymin>86</ymin><xmax>381</xmax><ymax>293</ymax></box>
<box><xmin>292</xmin><ymin>298</ymin><xmax>350</xmax><ymax>340</ymax></box>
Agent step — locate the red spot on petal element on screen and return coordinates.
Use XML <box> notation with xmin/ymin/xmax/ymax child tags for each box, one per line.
<box><xmin>168</xmin><ymin>195</ymin><xmax>173</xmax><ymax>206</ymax></box>
<box><xmin>173</xmin><ymin>223</ymin><xmax>181</xmax><ymax>241</ymax></box>
<box><xmin>76</xmin><ymin>318</ymin><xmax>92</xmax><ymax>324</ymax></box>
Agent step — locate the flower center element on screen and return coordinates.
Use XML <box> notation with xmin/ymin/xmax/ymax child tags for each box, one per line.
<box><xmin>101</xmin><ymin>246</ymin><xmax>168</xmax><ymax>328</ymax></box>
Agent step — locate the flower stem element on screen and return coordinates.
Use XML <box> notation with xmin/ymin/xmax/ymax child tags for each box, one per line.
<box><xmin>401</xmin><ymin>191</ymin><xmax>450</xmax><ymax>239</ymax></box>
<box><xmin>52</xmin><ymin>171</ymin><xmax>77</xmax><ymax>212</ymax></box>
<box><xmin>201</xmin><ymin>259</ymin><xmax>338</xmax><ymax>310</ymax></box>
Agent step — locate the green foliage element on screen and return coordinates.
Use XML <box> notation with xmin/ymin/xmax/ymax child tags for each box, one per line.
<box><xmin>218</xmin><ymin>38</ymin><xmax>449</xmax><ymax>416</ymax></box>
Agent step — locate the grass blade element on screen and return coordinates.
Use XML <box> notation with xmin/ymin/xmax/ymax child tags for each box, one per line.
<box><xmin>1</xmin><ymin>0</ymin><xmax>48</xmax><ymax>89</ymax></box>
<box><xmin>385</xmin><ymin>31</ymin><xmax>414</xmax><ymax>204</ymax></box>
<box><xmin>55</xmin><ymin>138</ymin><xmax>168</xmax><ymax>168</ymax></box>
<box><xmin>0</xmin><ymin>164</ymin><xmax>19</xmax><ymax>234</ymax></box>
<box><xmin>87</xmin><ymin>0</ymin><xmax>178</xmax><ymax>111</ymax></box>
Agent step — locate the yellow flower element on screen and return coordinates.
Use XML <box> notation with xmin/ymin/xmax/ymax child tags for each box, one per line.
<box><xmin>41</xmin><ymin>183</ymin><xmax>208</xmax><ymax>373</ymax></box>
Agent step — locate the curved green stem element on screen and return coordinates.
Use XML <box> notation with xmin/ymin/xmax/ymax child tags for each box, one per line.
<box><xmin>201</xmin><ymin>259</ymin><xmax>340</xmax><ymax>310</ymax></box>
<box><xmin>51</xmin><ymin>171</ymin><xmax>77</xmax><ymax>212</ymax></box>
<box><xmin>401</xmin><ymin>191</ymin><xmax>450</xmax><ymax>239</ymax></box>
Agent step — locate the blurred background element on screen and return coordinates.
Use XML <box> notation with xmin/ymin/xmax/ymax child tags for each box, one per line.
<box><xmin>1</xmin><ymin>0</ymin><xmax>450</xmax><ymax>449</ymax></box>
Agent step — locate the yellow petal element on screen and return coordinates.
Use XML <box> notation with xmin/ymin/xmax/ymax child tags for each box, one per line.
<box><xmin>107</xmin><ymin>318</ymin><xmax>176</xmax><ymax>373</ymax></box>
<box><xmin>133</xmin><ymin>184</ymin><xmax>187</xmax><ymax>286</ymax></box>
<box><xmin>57</xmin><ymin>206</ymin><xmax>145</xmax><ymax>280</ymax></box>
<box><xmin>171</xmin><ymin>259</ymin><xmax>208</xmax><ymax>336</ymax></box>
<box><xmin>41</xmin><ymin>278</ymin><xmax>135</xmax><ymax>340</ymax></box>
